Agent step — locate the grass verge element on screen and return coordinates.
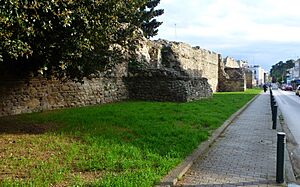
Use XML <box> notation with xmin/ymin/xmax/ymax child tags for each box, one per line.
<box><xmin>0</xmin><ymin>89</ymin><xmax>261</xmax><ymax>186</ymax></box>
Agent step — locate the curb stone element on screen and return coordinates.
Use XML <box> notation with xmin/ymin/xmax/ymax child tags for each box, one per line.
<box><xmin>278</xmin><ymin>110</ymin><xmax>299</xmax><ymax>184</ymax></box>
<box><xmin>156</xmin><ymin>92</ymin><xmax>262</xmax><ymax>187</ymax></box>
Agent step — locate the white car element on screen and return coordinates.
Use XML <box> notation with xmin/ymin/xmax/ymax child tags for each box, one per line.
<box><xmin>271</xmin><ymin>83</ymin><xmax>278</xmax><ymax>90</ymax></box>
<box><xmin>296</xmin><ymin>85</ymin><xmax>300</xmax><ymax>96</ymax></box>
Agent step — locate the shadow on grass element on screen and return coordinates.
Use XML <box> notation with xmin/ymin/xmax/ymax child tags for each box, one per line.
<box><xmin>0</xmin><ymin>116</ymin><xmax>62</xmax><ymax>134</ymax></box>
<box><xmin>0</xmin><ymin>92</ymin><xmax>258</xmax><ymax>156</ymax></box>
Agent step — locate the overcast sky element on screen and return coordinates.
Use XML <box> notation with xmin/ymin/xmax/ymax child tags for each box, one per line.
<box><xmin>153</xmin><ymin>0</ymin><xmax>300</xmax><ymax>72</ymax></box>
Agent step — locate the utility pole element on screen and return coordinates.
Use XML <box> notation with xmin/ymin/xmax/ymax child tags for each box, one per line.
<box><xmin>174</xmin><ymin>23</ymin><xmax>177</xmax><ymax>40</ymax></box>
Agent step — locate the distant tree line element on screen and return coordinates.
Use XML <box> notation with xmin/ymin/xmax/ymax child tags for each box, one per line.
<box><xmin>270</xmin><ymin>59</ymin><xmax>294</xmax><ymax>83</ymax></box>
<box><xmin>0</xmin><ymin>0</ymin><xmax>164</xmax><ymax>81</ymax></box>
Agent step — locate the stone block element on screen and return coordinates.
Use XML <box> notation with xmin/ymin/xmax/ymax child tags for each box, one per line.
<box><xmin>26</xmin><ymin>98</ymin><xmax>40</xmax><ymax>109</ymax></box>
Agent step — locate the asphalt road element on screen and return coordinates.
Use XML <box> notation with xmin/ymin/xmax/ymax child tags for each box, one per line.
<box><xmin>273</xmin><ymin>89</ymin><xmax>300</xmax><ymax>145</ymax></box>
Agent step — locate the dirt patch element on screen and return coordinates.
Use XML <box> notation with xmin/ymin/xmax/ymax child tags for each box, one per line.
<box><xmin>0</xmin><ymin>134</ymin><xmax>73</xmax><ymax>183</ymax></box>
<box><xmin>75</xmin><ymin>171</ymin><xmax>103</xmax><ymax>182</ymax></box>
<box><xmin>51</xmin><ymin>171</ymin><xmax>104</xmax><ymax>187</ymax></box>
<box><xmin>0</xmin><ymin>117</ymin><xmax>62</xmax><ymax>134</ymax></box>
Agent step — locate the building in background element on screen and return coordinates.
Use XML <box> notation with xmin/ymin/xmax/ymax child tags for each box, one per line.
<box><xmin>287</xmin><ymin>59</ymin><xmax>300</xmax><ymax>87</ymax></box>
<box><xmin>248</xmin><ymin>65</ymin><xmax>266</xmax><ymax>86</ymax></box>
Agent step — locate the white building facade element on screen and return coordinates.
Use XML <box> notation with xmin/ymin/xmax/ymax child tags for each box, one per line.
<box><xmin>248</xmin><ymin>65</ymin><xmax>265</xmax><ymax>86</ymax></box>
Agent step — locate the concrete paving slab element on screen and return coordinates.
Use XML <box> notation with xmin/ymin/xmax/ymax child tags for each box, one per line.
<box><xmin>175</xmin><ymin>93</ymin><xmax>293</xmax><ymax>187</ymax></box>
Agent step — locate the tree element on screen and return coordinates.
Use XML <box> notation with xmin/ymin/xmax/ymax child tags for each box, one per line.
<box><xmin>270</xmin><ymin>60</ymin><xmax>294</xmax><ymax>83</ymax></box>
<box><xmin>0</xmin><ymin>0</ymin><xmax>163</xmax><ymax>81</ymax></box>
<box><xmin>138</xmin><ymin>0</ymin><xmax>164</xmax><ymax>38</ymax></box>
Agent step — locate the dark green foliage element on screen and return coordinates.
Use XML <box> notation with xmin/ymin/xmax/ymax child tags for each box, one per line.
<box><xmin>270</xmin><ymin>59</ymin><xmax>295</xmax><ymax>83</ymax></box>
<box><xmin>138</xmin><ymin>0</ymin><xmax>164</xmax><ymax>38</ymax></box>
<box><xmin>0</xmin><ymin>0</ymin><xmax>163</xmax><ymax>81</ymax></box>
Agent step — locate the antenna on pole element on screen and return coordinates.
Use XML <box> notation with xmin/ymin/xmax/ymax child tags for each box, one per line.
<box><xmin>174</xmin><ymin>23</ymin><xmax>177</xmax><ymax>41</ymax></box>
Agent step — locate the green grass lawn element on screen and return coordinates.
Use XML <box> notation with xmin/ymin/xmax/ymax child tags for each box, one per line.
<box><xmin>0</xmin><ymin>89</ymin><xmax>261</xmax><ymax>186</ymax></box>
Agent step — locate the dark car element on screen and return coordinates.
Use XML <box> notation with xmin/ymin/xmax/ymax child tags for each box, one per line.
<box><xmin>281</xmin><ymin>84</ymin><xmax>293</xmax><ymax>91</ymax></box>
<box><xmin>284</xmin><ymin>85</ymin><xmax>293</xmax><ymax>91</ymax></box>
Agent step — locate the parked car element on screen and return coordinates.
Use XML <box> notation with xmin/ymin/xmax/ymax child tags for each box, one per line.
<box><xmin>281</xmin><ymin>84</ymin><xmax>286</xmax><ymax>90</ymax></box>
<box><xmin>296</xmin><ymin>85</ymin><xmax>300</xmax><ymax>96</ymax></box>
<box><xmin>285</xmin><ymin>85</ymin><xmax>293</xmax><ymax>91</ymax></box>
<box><xmin>281</xmin><ymin>84</ymin><xmax>293</xmax><ymax>91</ymax></box>
<box><xmin>271</xmin><ymin>83</ymin><xmax>278</xmax><ymax>90</ymax></box>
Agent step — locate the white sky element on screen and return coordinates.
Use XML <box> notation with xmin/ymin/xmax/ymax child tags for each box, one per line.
<box><xmin>154</xmin><ymin>0</ymin><xmax>300</xmax><ymax>71</ymax></box>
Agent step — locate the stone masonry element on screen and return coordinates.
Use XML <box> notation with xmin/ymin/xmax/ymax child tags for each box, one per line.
<box><xmin>0</xmin><ymin>63</ymin><xmax>128</xmax><ymax>117</ymax></box>
<box><xmin>245</xmin><ymin>69</ymin><xmax>254</xmax><ymax>89</ymax></box>
<box><xmin>218</xmin><ymin>56</ymin><xmax>246</xmax><ymax>92</ymax></box>
<box><xmin>126</xmin><ymin>68</ymin><xmax>212</xmax><ymax>102</ymax></box>
<box><xmin>0</xmin><ymin>36</ymin><xmax>249</xmax><ymax>116</ymax></box>
<box><xmin>152</xmin><ymin>40</ymin><xmax>219</xmax><ymax>92</ymax></box>
<box><xmin>224</xmin><ymin>56</ymin><xmax>240</xmax><ymax>68</ymax></box>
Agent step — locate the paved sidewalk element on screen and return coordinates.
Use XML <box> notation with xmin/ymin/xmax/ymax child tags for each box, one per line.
<box><xmin>176</xmin><ymin>93</ymin><xmax>282</xmax><ymax>186</ymax></box>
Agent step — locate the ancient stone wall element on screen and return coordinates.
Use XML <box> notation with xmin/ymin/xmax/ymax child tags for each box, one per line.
<box><xmin>224</xmin><ymin>56</ymin><xmax>240</xmax><ymax>68</ymax></box>
<box><xmin>245</xmin><ymin>69</ymin><xmax>253</xmax><ymax>88</ymax></box>
<box><xmin>237</xmin><ymin>60</ymin><xmax>248</xmax><ymax>68</ymax></box>
<box><xmin>218</xmin><ymin>61</ymin><xmax>246</xmax><ymax>92</ymax></box>
<box><xmin>147</xmin><ymin>40</ymin><xmax>219</xmax><ymax>92</ymax></box>
<box><xmin>0</xmin><ymin>64</ymin><xmax>128</xmax><ymax>117</ymax></box>
<box><xmin>126</xmin><ymin>68</ymin><xmax>212</xmax><ymax>102</ymax></box>
<box><xmin>0</xmin><ymin>36</ymin><xmax>249</xmax><ymax>116</ymax></box>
